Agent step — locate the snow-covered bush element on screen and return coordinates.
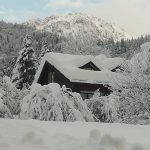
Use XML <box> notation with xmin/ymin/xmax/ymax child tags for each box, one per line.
<box><xmin>111</xmin><ymin>49</ymin><xmax>150</xmax><ymax>124</ymax></box>
<box><xmin>85</xmin><ymin>90</ymin><xmax>119</xmax><ymax>122</ymax></box>
<box><xmin>20</xmin><ymin>83</ymin><xmax>94</xmax><ymax>122</ymax></box>
<box><xmin>2</xmin><ymin>76</ymin><xmax>29</xmax><ymax>116</ymax></box>
<box><xmin>0</xmin><ymin>92</ymin><xmax>12</xmax><ymax>118</ymax></box>
<box><xmin>116</xmin><ymin>88</ymin><xmax>150</xmax><ymax>124</ymax></box>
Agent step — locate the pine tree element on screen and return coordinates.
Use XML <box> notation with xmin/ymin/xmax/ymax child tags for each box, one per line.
<box><xmin>12</xmin><ymin>34</ymin><xmax>37</xmax><ymax>89</ymax></box>
<box><xmin>39</xmin><ymin>40</ymin><xmax>52</xmax><ymax>60</ymax></box>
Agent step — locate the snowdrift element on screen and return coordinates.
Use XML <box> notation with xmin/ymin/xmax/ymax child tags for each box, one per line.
<box><xmin>0</xmin><ymin>119</ymin><xmax>149</xmax><ymax>150</ymax></box>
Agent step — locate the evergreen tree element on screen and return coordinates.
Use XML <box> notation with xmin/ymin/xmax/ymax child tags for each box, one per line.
<box><xmin>120</xmin><ymin>39</ymin><xmax>126</xmax><ymax>54</ymax></box>
<box><xmin>39</xmin><ymin>40</ymin><xmax>52</xmax><ymax>60</ymax></box>
<box><xmin>12</xmin><ymin>34</ymin><xmax>37</xmax><ymax>89</ymax></box>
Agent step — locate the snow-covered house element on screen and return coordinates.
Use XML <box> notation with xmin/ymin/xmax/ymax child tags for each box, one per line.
<box><xmin>34</xmin><ymin>53</ymin><xmax>124</xmax><ymax>99</ymax></box>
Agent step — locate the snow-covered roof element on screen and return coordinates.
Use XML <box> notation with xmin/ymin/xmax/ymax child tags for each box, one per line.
<box><xmin>34</xmin><ymin>53</ymin><xmax>124</xmax><ymax>84</ymax></box>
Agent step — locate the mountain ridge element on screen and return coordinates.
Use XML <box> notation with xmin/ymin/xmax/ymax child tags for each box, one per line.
<box><xmin>24</xmin><ymin>13</ymin><xmax>131</xmax><ymax>42</ymax></box>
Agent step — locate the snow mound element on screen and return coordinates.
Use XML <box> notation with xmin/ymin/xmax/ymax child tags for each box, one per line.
<box><xmin>0</xmin><ymin>119</ymin><xmax>149</xmax><ymax>150</ymax></box>
<box><xmin>21</xmin><ymin>131</ymin><xmax>45</xmax><ymax>146</ymax></box>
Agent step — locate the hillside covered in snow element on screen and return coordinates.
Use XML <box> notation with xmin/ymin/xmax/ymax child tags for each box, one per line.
<box><xmin>0</xmin><ymin>13</ymin><xmax>150</xmax><ymax>78</ymax></box>
<box><xmin>24</xmin><ymin>13</ymin><xmax>130</xmax><ymax>55</ymax></box>
<box><xmin>24</xmin><ymin>13</ymin><xmax>130</xmax><ymax>41</ymax></box>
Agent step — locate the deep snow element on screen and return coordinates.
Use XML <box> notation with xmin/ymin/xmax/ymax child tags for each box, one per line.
<box><xmin>0</xmin><ymin>119</ymin><xmax>149</xmax><ymax>150</ymax></box>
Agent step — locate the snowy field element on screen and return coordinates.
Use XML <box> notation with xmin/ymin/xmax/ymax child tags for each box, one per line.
<box><xmin>0</xmin><ymin>119</ymin><xmax>149</xmax><ymax>150</ymax></box>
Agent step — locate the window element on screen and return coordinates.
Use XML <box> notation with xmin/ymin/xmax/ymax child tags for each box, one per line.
<box><xmin>80</xmin><ymin>91</ymin><xmax>93</xmax><ymax>100</ymax></box>
<box><xmin>48</xmin><ymin>72</ymin><xmax>55</xmax><ymax>83</ymax></box>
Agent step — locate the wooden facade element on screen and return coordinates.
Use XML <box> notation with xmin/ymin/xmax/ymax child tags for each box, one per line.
<box><xmin>37</xmin><ymin>61</ymin><xmax>111</xmax><ymax>99</ymax></box>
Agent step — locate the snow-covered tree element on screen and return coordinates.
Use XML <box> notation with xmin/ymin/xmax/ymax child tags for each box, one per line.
<box><xmin>2</xmin><ymin>76</ymin><xmax>29</xmax><ymax>116</ymax></box>
<box><xmin>39</xmin><ymin>40</ymin><xmax>52</xmax><ymax>60</ymax></box>
<box><xmin>85</xmin><ymin>90</ymin><xmax>119</xmax><ymax>122</ymax></box>
<box><xmin>0</xmin><ymin>91</ymin><xmax>12</xmax><ymax>118</ymax></box>
<box><xmin>12</xmin><ymin>34</ymin><xmax>37</xmax><ymax>89</ymax></box>
<box><xmin>20</xmin><ymin>83</ymin><xmax>94</xmax><ymax>122</ymax></box>
<box><xmin>111</xmin><ymin>49</ymin><xmax>150</xmax><ymax>124</ymax></box>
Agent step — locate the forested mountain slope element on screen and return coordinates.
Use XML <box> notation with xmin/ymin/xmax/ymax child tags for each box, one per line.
<box><xmin>0</xmin><ymin>13</ymin><xmax>150</xmax><ymax>77</ymax></box>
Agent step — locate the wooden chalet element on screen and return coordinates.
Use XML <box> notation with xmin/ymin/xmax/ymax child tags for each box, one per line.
<box><xmin>34</xmin><ymin>53</ymin><xmax>123</xmax><ymax>99</ymax></box>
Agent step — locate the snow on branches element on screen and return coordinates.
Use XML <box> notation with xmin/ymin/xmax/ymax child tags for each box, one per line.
<box><xmin>39</xmin><ymin>40</ymin><xmax>52</xmax><ymax>60</ymax></box>
<box><xmin>0</xmin><ymin>92</ymin><xmax>12</xmax><ymax>118</ymax></box>
<box><xmin>12</xmin><ymin>34</ymin><xmax>37</xmax><ymax>89</ymax></box>
<box><xmin>20</xmin><ymin>83</ymin><xmax>94</xmax><ymax>122</ymax></box>
<box><xmin>85</xmin><ymin>90</ymin><xmax>119</xmax><ymax>122</ymax></box>
<box><xmin>111</xmin><ymin>49</ymin><xmax>150</xmax><ymax>124</ymax></box>
<box><xmin>1</xmin><ymin>76</ymin><xmax>29</xmax><ymax>116</ymax></box>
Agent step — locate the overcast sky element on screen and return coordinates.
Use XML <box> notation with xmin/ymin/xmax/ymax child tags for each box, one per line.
<box><xmin>0</xmin><ymin>0</ymin><xmax>150</xmax><ymax>37</ymax></box>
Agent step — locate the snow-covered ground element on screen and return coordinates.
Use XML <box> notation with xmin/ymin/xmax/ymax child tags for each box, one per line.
<box><xmin>0</xmin><ymin>119</ymin><xmax>149</xmax><ymax>150</ymax></box>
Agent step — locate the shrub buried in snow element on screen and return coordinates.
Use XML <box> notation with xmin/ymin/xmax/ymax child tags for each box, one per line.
<box><xmin>111</xmin><ymin>49</ymin><xmax>150</xmax><ymax>124</ymax></box>
<box><xmin>20</xmin><ymin>83</ymin><xmax>94</xmax><ymax>121</ymax></box>
<box><xmin>1</xmin><ymin>76</ymin><xmax>28</xmax><ymax>117</ymax></box>
<box><xmin>0</xmin><ymin>92</ymin><xmax>12</xmax><ymax>118</ymax></box>
<box><xmin>85</xmin><ymin>90</ymin><xmax>119</xmax><ymax>122</ymax></box>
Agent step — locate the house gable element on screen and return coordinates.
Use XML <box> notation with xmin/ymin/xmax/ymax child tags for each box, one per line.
<box><xmin>37</xmin><ymin>61</ymin><xmax>71</xmax><ymax>87</ymax></box>
<box><xmin>79</xmin><ymin>61</ymin><xmax>100</xmax><ymax>71</ymax></box>
<box><xmin>111</xmin><ymin>65</ymin><xmax>124</xmax><ymax>72</ymax></box>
